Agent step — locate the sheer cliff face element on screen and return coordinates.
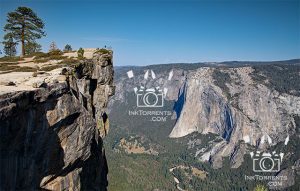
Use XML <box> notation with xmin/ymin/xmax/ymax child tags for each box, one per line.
<box><xmin>111</xmin><ymin>64</ymin><xmax>299</xmax><ymax>170</ymax></box>
<box><xmin>0</xmin><ymin>50</ymin><xmax>114</xmax><ymax>190</ymax></box>
<box><xmin>169</xmin><ymin>67</ymin><xmax>300</xmax><ymax>168</ymax></box>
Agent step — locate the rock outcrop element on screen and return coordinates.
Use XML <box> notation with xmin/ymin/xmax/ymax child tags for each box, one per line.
<box><xmin>169</xmin><ymin>67</ymin><xmax>300</xmax><ymax>168</ymax></box>
<box><xmin>0</xmin><ymin>50</ymin><xmax>114</xmax><ymax>190</ymax></box>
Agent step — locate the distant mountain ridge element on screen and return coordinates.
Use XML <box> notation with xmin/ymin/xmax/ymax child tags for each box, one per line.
<box><xmin>115</xmin><ymin>58</ymin><xmax>300</xmax><ymax>79</ymax></box>
<box><xmin>107</xmin><ymin>59</ymin><xmax>300</xmax><ymax>190</ymax></box>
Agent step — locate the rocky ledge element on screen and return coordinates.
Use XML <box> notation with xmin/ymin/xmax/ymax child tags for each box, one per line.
<box><xmin>0</xmin><ymin>49</ymin><xmax>114</xmax><ymax>190</ymax></box>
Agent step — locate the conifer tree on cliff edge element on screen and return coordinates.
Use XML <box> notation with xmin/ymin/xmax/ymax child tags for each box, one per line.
<box><xmin>3</xmin><ymin>7</ymin><xmax>45</xmax><ymax>56</ymax></box>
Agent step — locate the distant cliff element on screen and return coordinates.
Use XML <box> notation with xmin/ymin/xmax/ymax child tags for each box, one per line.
<box><xmin>0</xmin><ymin>50</ymin><xmax>114</xmax><ymax>190</ymax></box>
<box><xmin>110</xmin><ymin>61</ymin><xmax>300</xmax><ymax>169</ymax></box>
<box><xmin>169</xmin><ymin>66</ymin><xmax>300</xmax><ymax>168</ymax></box>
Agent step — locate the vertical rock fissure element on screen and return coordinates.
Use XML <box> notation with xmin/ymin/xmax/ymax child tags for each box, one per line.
<box><xmin>223</xmin><ymin>105</ymin><xmax>234</xmax><ymax>141</ymax></box>
<box><xmin>89</xmin><ymin>79</ymin><xmax>98</xmax><ymax>118</ymax></box>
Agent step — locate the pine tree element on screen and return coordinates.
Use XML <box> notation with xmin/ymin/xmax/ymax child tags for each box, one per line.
<box><xmin>64</xmin><ymin>44</ymin><xmax>72</xmax><ymax>52</ymax></box>
<box><xmin>49</xmin><ymin>41</ymin><xmax>58</xmax><ymax>52</ymax></box>
<box><xmin>3</xmin><ymin>7</ymin><xmax>45</xmax><ymax>56</ymax></box>
<box><xmin>77</xmin><ymin>47</ymin><xmax>84</xmax><ymax>58</ymax></box>
<box><xmin>25</xmin><ymin>41</ymin><xmax>42</xmax><ymax>55</ymax></box>
<box><xmin>2</xmin><ymin>33</ymin><xmax>17</xmax><ymax>57</ymax></box>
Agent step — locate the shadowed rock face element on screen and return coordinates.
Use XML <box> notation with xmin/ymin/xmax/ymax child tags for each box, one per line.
<box><xmin>0</xmin><ymin>50</ymin><xmax>114</xmax><ymax>190</ymax></box>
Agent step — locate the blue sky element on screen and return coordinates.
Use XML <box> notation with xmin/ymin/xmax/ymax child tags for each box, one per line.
<box><xmin>0</xmin><ymin>0</ymin><xmax>299</xmax><ymax>66</ymax></box>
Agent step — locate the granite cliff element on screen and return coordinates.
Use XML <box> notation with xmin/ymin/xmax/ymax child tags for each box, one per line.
<box><xmin>0</xmin><ymin>50</ymin><xmax>114</xmax><ymax>190</ymax></box>
<box><xmin>113</xmin><ymin>63</ymin><xmax>299</xmax><ymax>168</ymax></box>
<box><xmin>97</xmin><ymin>60</ymin><xmax>300</xmax><ymax>190</ymax></box>
<box><xmin>169</xmin><ymin>66</ymin><xmax>300</xmax><ymax>168</ymax></box>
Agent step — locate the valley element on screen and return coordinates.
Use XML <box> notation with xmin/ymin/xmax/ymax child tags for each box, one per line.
<box><xmin>105</xmin><ymin>60</ymin><xmax>300</xmax><ymax>191</ymax></box>
<box><xmin>1</xmin><ymin>2</ymin><xmax>299</xmax><ymax>191</ymax></box>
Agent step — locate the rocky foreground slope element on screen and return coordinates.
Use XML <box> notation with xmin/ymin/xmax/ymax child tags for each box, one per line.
<box><xmin>0</xmin><ymin>50</ymin><xmax>114</xmax><ymax>190</ymax></box>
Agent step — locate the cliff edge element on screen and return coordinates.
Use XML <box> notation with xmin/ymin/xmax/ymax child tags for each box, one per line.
<box><xmin>0</xmin><ymin>49</ymin><xmax>114</xmax><ymax>190</ymax></box>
